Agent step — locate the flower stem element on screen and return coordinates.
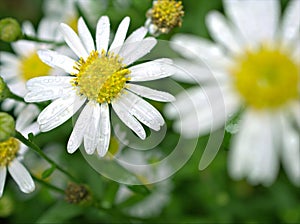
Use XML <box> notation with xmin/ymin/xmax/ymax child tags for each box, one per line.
<box><xmin>7</xmin><ymin>91</ymin><xmax>26</xmax><ymax>104</ymax></box>
<box><xmin>7</xmin><ymin>91</ymin><xmax>46</xmax><ymax>110</ymax></box>
<box><xmin>32</xmin><ymin>175</ymin><xmax>65</xmax><ymax>194</ymax></box>
<box><xmin>15</xmin><ymin>131</ymin><xmax>79</xmax><ymax>182</ymax></box>
<box><xmin>22</xmin><ymin>34</ymin><xmax>65</xmax><ymax>46</ymax></box>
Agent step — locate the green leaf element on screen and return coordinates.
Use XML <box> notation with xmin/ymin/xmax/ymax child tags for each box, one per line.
<box><xmin>101</xmin><ymin>181</ymin><xmax>120</xmax><ymax>209</ymax></box>
<box><xmin>36</xmin><ymin>201</ymin><xmax>83</xmax><ymax>223</ymax></box>
<box><xmin>27</xmin><ymin>132</ymin><xmax>35</xmax><ymax>141</ymax></box>
<box><xmin>126</xmin><ymin>184</ymin><xmax>151</xmax><ymax>196</ymax></box>
<box><xmin>41</xmin><ymin>165</ymin><xmax>56</xmax><ymax>179</ymax></box>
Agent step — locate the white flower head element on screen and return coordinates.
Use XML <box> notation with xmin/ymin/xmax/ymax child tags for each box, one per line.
<box><xmin>43</xmin><ymin>0</ymin><xmax>108</xmax><ymax>28</ymax></box>
<box><xmin>166</xmin><ymin>0</ymin><xmax>300</xmax><ymax>186</ymax></box>
<box><xmin>0</xmin><ymin>18</ymin><xmax>67</xmax><ymax>124</ymax></box>
<box><xmin>0</xmin><ymin>115</ymin><xmax>39</xmax><ymax>197</ymax></box>
<box><xmin>115</xmin><ymin>150</ymin><xmax>173</xmax><ymax>218</ymax></box>
<box><xmin>25</xmin><ymin>16</ymin><xmax>175</xmax><ymax>157</ymax></box>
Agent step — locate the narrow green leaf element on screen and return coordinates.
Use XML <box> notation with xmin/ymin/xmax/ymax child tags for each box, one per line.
<box><xmin>41</xmin><ymin>165</ymin><xmax>56</xmax><ymax>179</ymax></box>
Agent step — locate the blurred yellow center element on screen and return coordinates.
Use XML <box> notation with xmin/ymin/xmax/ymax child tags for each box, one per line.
<box><xmin>148</xmin><ymin>0</ymin><xmax>184</xmax><ymax>32</ymax></box>
<box><xmin>67</xmin><ymin>16</ymin><xmax>78</xmax><ymax>33</ymax></box>
<box><xmin>232</xmin><ymin>46</ymin><xmax>299</xmax><ymax>109</ymax></box>
<box><xmin>72</xmin><ymin>50</ymin><xmax>131</xmax><ymax>104</ymax></box>
<box><xmin>0</xmin><ymin>137</ymin><xmax>19</xmax><ymax>166</ymax></box>
<box><xmin>19</xmin><ymin>52</ymin><xmax>51</xmax><ymax>81</ymax></box>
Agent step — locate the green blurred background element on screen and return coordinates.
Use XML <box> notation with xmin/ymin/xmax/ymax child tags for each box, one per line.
<box><xmin>0</xmin><ymin>0</ymin><xmax>299</xmax><ymax>223</ymax></box>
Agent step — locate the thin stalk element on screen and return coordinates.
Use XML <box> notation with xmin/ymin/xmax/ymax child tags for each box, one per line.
<box><xmin>15</xmin><ymin>131</ymin><xmax>78</xmax><ymax>182</ymax></box>
<box><xmin>32</xmin><ymin>175</ymin><xmax>65</xmax><ymax>194</ymax></box>
<box><xmin>22</xmin><ymin>34</ymin><xmax>65</xmax><ymax>46</ymax></box>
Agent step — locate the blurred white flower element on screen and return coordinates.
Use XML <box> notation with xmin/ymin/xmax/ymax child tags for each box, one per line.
<box><xmin>166</xmin><ymin>0</ymin><xmax>300</xmax><ymax>186</ymax></box>
<box><xmin>0</xmin><ymin>113</ymin><xmax>39</xmax><ymax>197</ymax></box>
<box><xmin>43</xmin><ymin>0</ymin><xmax>108</xmax><ymax>28</ymax></box>
<box><xmin>115</xmin><ymin>150</ymin><xmax>173</xmax><ymax>218</ymax></box>
<box><xmin>0</xmin><ymin>18</ymin><xmax>68</xmax><ymax>127</ymax></box>
<box><xmin>25</xmin><ymin>16</ymin><xmax>175</xmax><ymax>157</ymax></box>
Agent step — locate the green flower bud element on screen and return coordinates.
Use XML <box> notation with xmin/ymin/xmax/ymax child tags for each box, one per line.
<box><xmin>0</xmin><ymin>18</ymin><xmax>22</xmax><ymax>42</ymax></box>
<box><xmin>0</xmin><ymin>76</ymin><xmax>11</xmax><ymax>101</ymax></box>
<box><xmin>0</xmin><ymin>112</ymin><xmax>16</xmax><ymax>142</ymax></box>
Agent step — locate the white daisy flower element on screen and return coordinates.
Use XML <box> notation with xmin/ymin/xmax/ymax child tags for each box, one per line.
<box><xmin>166</xmin><ymin>0</ymin><xmax>300</xmax><ymax>186</ymax></box>
<box><xmin>0</xmin><ymin>113</ymin><xmax>39</xmax><ymax>197</ymax></box>
<box><xmin>25</xmin><ymin>16</ymin><xmax>175</xmax><ymax>157</ymax></box>
<box><xmin>43</xmin><ymin>0</ymin><xmax>108</xmax><ymax>29</ymax></box>
<box><xmin>0</xmin><ymin>18</ymin><xmax>67</xmax><ymax>125</ymax></box>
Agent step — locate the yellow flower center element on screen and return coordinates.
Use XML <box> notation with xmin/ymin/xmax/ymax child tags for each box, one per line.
<box><xmin>0</xmin><ymin>137</ymin><xmax>20</xmax><ymax>166</ymax></box>
<box><xmin>19</xmin><ymin>52</ymin><xmax>51</xmax><ymax>81</ymax></box>
<box><xmin>72</xmin><ymin>50</ymin><xmax>131</xmax><ymax>104</ymax></box>
<box><xmin>147</xmin><ymin>0</ymin><xmax>184</xmax><ymax>33</ymax></box>
<box><xmin>232</xmin><ymin>46</ymin><xmax>299</xmax><ymax>109</ymax></box>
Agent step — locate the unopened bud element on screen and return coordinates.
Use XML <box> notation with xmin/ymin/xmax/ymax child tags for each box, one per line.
<box><xmin>0</xmin><ymin>112</ymin><xmax>16</xmax><ymax>142</ymax></box>
<box><xmin>0</xmin><ymin>18</ymin><xmax>22</xmax><ymax>42</ymax></box>
<box><xmin>0</xmin><ymin>76</ymin><xmax>11</xmax><ymax>101</ymax></box>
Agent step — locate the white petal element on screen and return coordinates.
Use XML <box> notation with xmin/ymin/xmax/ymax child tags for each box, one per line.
<box><xmin>19</xmin><ymin>121</ymin><xmax>40</xmax><ymax>138</ymax></box>
<box><xmin>13</xmin><ymin>102</ymin><xmax>26</xmax><ymax>116</ymax></box>
<box><xmin>96</xmin><ymin>16</ymin><xmax>110</xmax><ymax>52</ymax></box>
<box><xmin>1</xmin><ymin>99</ymin><xmax>16</xmax><ymax>111</ymax></box>
<box><xmin>26</xmin><ymin>76</ymin><xmax>73</xmax><ymax>90</ymax></box>
<box><xmin>60</xmin><ymin>23</ymin><xmax>89</xmax><ymax>59</ymax></box>
<box><xmin>171</xmin><ymin>59</ymin><xmax>228</xmax><ymax>84</ymax></box>
<box><xmin>224</xmin><ymin>0</ymin><xmax>279</xmax><ymax>46</ymax></box>
<box><xmin>170</xmin><ymin>34</ymin><xmax>224</xmax><ymax>62</ymax></box>
<box><xmin>171</xmin><ymin>86</ymin><xmax>240</xmax><ymax>137</ymax></box>
<box><xmin>25</xmin><ymin>76</ymin><xmax>74</xmax><ymax>102</ymax></box>
<box><xmin>109</xmin><ymin>17</ymin><xmax>130</xmax><ymax>54</ymax></box>
<box><xmin>112</xmin><ymin>100</ymin><xmax>146</xmax><ymax>139</ymax></box>
<box><xmin>117</xmin><ymin>90</ymin><xmax>164</xmax><ymax>131</ymax></box>
<box><xmin>280</xmin><ymin>114</ymin><xmax>300</xmax><ymax>186</ymax></box>
<box><xmin>206</xmin><ymin>11</ymin><xmax>243</xmax><ymax>54</ymax></box>
<box><xmin>0</xmin><ymin>167</ymin><xmax>7</xmax><ymax>197</ymax></box>
<box><xmin>129</xmin><ymin>58</ymin><xmax>174</xmax><ymax>82</ymax></box>
<box><xmin>37</xmin><ymin>49</ymin><xmax>77</xmax><ymax>74</ymax></box>
<box><xmin>78</xmin><ymin>17</ymin><xmax>95</xmax><ymax>53</ymax></box>
<box><xmin>0</xmin><ymin>51</ymin><xmax>19</xmax><ymax>66</ymax></box>
<box><xmin>67</xmin><ymin>102</ymin><xmax>93</xmax><ymax>153</ymax></box>
<box><xmin>84</xmin><ymin>103</ymin><xmax>101</xmax><ymax>154</ymax></box>
<box><xmin>97</xmin><ymin>103</ymin><xmax>111</xmax><ymax>157</ymax></box>
<box><xmin>123</xmin><ymin>26</ymin><xmax>147</xmax><ymax>45</ymax></box>
<box><xmin>229</xmin><ymin>111</ymin><xmax>278</xmax><ymax>186</ymax></box>
<box><xmin>280</xmin><ymin>0</ymin><xmax>300</xmax><ymax>44</ymax></box>
<box><xmin>38</xmin><ymin>93</ymin><xmax>86</xmax><ymax>132</ymax></box>
<box><xmin>126</xmin><ymin>83</ymin><xmax>175</xmax><ymax>102</ymax></box>
<box><xmin>121</xmin><ymin>37</ymin><xmax>157</xmax><ymax>65</ymax></box>
<box><xmin>22</xmin><ymin>21</ymin><xmax>35</xmax><ymax>36</ymax></box>
<box><xmin>15</xmin><ymin>104</ymin><xmax>40</xmax><ymax>131</ymax></box>
<box><xmin>11</xmin><ymin>40</ymin><xmax>36</xmax><ymax>57</ymax></box>
<box><xmin>37</xmin><ymin>18</ymin><xmax>60</xmax><ymax>40</ymax></box>
<box><xmin>8</xmin><ymin>160</ymin><xmax>35</xmax><ymax>193</ymax></box>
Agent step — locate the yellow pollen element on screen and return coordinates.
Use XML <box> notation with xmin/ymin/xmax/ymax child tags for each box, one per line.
<box><xmin>19</xmin><ymin>52</ymin><xmax>51</xmax><ymax>81</ymax></box>
<box><xmin>72</xmin><ymin>50</ymin><xmax>131</xmax><ymax>104</ymax></box>
<box><xmin>0</xmin><ymin>137</ymin><xmax>20</xmax><ymax>166</ymax></box>
<box><xmin>231</xmin><ymin>46</ymin><xmax>299</xmax><ymax>109</ymax></box>
<box><xmin>147</xmin><ymin>0</ymin><xmax>184</xmax><ymax>34</ymax></box>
